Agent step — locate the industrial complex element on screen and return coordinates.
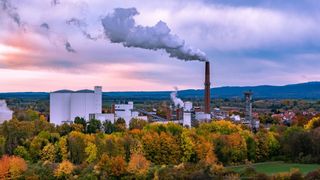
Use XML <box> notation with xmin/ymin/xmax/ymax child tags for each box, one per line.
<box><xmin>48</xmin><ymin>61</ymin><xmax>260</xmax><ymax>129</ymax></box>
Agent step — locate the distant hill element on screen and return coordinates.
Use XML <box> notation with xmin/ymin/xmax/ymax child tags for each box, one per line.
<box><xmin>1</xmin><ymin>82</ymin><xmax>320</xmax><ymax>100</ymax></box>
<box><xmin>105</xmin><ymin>82</ymin><xmax>320</xmax><ymax>100</ymax></box>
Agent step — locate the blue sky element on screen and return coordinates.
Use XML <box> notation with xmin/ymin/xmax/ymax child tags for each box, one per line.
<box><xmin>0</xmin><ymin>0</ymin><xmax>319</xmax><ymax>91</ymax></box>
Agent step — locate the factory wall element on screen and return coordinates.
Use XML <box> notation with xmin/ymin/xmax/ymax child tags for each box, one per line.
<box><xmin>50</xmin><ymin>93</ymin><xmax>71</xmax><ymax>124</ymax></box>
<box><xmin>50</xmin><ymin>86</ymin><xmax>102</xmax><ymax>125</ymax></box>
<box><xmin>70</xmin><ymin>93</ymin><xmax>101</xmax><ymax>121</ymax></box>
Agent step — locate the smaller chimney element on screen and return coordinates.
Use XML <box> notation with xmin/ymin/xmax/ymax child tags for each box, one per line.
<box><xmin>176</xmin><ymin>108</ymin><xmax>181</xmax><ymax>120</ymax></box>
<box><xmin>166</xmin><ymin>107</ymin><xmax>172</xmax><ymax>121</ymax></box>
<box><xmin>111</xmin><ymin>104</ymin><xmax>115</xmax><ymax>114</ymax></box>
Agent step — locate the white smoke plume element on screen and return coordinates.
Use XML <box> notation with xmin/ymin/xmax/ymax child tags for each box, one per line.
<box><xmin>39</xmin><ymin>22</ymin><xmax>76</xmax><ymax>53</ymax></box>
<box><xmin>51</xmin><ymin>0</ymin><xmax>60</xmax><ymax>6</ymax></box>
<box><xmin>65</xmin><ymin>41</ymin><xmax>76</xmax><ymax>53</ymax></box>
<box><xmin>170</xmin><ymin>87</ymin><xmax>184</xmax><ymax>108</ymax></box>
<box><xmin>101</xmin><ymin>8</ymin><xmax>207</xmax><ymax>62</ymax></box>
<box><xmin>1</xmin><ymin>0</ymin><xmax>22</xmax><ymax>27</ymax></box>
<box><xmin>66</xmin><ymin>18</ymin><xmax>98</xmax><ymax>40</ymax></box>
<box><xmin>40</xmin><ymin>23</ymin><xmax>50</xmax><ymax>30</ymax></box>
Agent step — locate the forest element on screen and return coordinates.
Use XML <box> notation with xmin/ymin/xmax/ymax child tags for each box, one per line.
<box><xmin>2</xmin><ymin>110</ymin><xmax>320</xmax><ymax>179</ymax></box>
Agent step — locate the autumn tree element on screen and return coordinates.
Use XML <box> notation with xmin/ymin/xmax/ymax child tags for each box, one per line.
<box><xmin>129</xmin><ymin>118</ymin><xmax>148</xmax><ymax>130</ymax></box>
<box><xmin>58</xmin><ymin>136</ymin><xmax>68</xmax><ymax>161</ymax></box>
<box><xmin>305</xmin><ymin>115</ymin><xmax>320</xmax><ymax>130</ymax></box>
<box><xmin>115</xmin><ymin>118</ymin><xmax>127</xmax><ymax>132</ymax></box>
<box><xmin>94</xmin><ymin>154</ymin><xmax>127</xmax><ymax>178</ymax></box>
<box><xmin>142</xmin><ymin>131</ymin><xmax>181</xmax><ymax>165</ymax></box>
<box><xmin>13</xmin><ymin>146</ymin><xmax>31</xmax><ymax>161</ymax></box>
<box><xmin>215</xmin><ymin>133</ymin><xmax>247</xmax><ymax>164</ymax></box>
<box><xmin>127</xmin><ymin>153</ymin><xmax>150</xmax><ymax>176</ymax></box>
<box><xmin>0</xmin><ymin>155</ymin><xmax>27</xmax><ymax>179</ymax></box>
<box><xmin>54</xmin><ymin>160</ymin><xmax>74</xmax><ymax>179</ymax></box>
<box><xmin>40</xmin><ymin>143</ymin><xmax>56</xmax><ymax>162</ymax></box>
<box><xmin>74</xmin><ymin>117</ymin><xmax>87</xmax><ymax>131</ymax></box>
<box><xmin>67</xmin><ymin>131</ymin><xmax>86</xmax><ymax>164</ymax></box>
<box><xmin>85</xmin><ymin>142</ymin><xmax>97</xmax><ymax>163</ymax></box>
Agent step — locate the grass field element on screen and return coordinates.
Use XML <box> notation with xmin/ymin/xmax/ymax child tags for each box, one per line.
<box><xmin>228</xmin><ymin>161</ymin><xmax>320</xmax><ymax>175</ymax></box>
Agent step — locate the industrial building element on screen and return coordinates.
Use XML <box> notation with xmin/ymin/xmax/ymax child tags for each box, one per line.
<box><xmin>50</xmin><ymin>86</ymin><xmax>147</xmax><ymax>126</ymax></box>
<box><xmin>113</xmin><ymin>102</ymin><xmax>147</xmax><ymax>127</ymax></box>
<box><xmin>0</xmin><ymin>100</ymin><xmax>13</xmax><ymax>124</ymax></box>
<box><xmin>50</xmin><ymin>86</ymin><xmax>103</xmax><ymax>124</ymax></box>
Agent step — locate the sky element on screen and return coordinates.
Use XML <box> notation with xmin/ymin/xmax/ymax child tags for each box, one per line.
<box><xmin>1</xmin><ymin>0</ymin><xmax>320</xmax><ymax>92</ymax></box>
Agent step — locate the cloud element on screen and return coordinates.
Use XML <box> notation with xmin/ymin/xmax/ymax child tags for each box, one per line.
<box><xmin>1</xmin><ymin>0</ymin><xmax>320</xmax><ymax>91</ymax></box>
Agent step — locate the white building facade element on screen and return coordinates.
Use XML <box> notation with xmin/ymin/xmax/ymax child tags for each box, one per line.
<box><xmin>50</xmin><ymin>86</ymin><xmax>102</xmax><ymax>125</ymax></box>
<box><xmin>0</xmin><ymin>100</ymin><xmax>13</xmax><ymax>124</ymax></box>
<box><xmin>114</xmin><ymin>101</ymin><xmax>148</xmax><ymax>127</ymax></box>
<box><xmin>50</xmin><ymin>86</ymin><xmax>147</xmax><ymax>126</ymax></box>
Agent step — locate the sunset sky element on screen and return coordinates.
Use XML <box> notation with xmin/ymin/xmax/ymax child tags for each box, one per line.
<box><xmin>1</xmin><ymin>0</ymin><xmax>320</xmax><ymax>92</ymax></box>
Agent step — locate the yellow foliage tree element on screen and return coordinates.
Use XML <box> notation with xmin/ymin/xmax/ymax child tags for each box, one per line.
<box><xmin>54</xmin><ymin>160</ymin><xmax>74</xmax><ymax>178</ymax></box>
<box><xmin>305</xmin><ymin>116</ymin><xmax>320</xmax><ymax>130</ymax></box>
<box><xmin>58</xmin><ymin>136</ymin><xmax>68</xmax><ymax>160</ymax></box>
<box><xmin>40</xmin><ymin>143</ymin><xmax>56</xmax><ymax>162</ymax></box>
<box><xmin>85</xmin><ymin>142</ymin><xmax>97</xmax><ymax>163</ymax></box>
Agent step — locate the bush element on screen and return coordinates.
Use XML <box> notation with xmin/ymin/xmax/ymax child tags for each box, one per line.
<box><xmin>305</xmin><ymin>169</ymin><xmax>320</xmax><ymax>180</ymax></box>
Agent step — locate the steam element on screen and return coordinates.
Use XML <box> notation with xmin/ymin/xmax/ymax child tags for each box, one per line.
<box><xmin>101</xmin><ymin>8</ymin><xmax>207</xmax><ymax>62</ymax></box>
<box><xmin>51</xmin><ymin>0</ymin><xmax>60</xmax><ymax>6</ymax></box>
<box><xmin>170</xmin><ymin>87</ymin><xmax>184</xmax><ymax>108</ymax></box>
<box><xmin>65</xmin><ymin>41</ymin><xmax>76</xmax><ymax>53</ymax></box>
<box><xmin>0</xmin><ymin>100</ymin><xmax>12</xmax><ymax>112</ymax></box>
<box><xmin>40</xmin><ymin>23</ymin><xmax>50</xmax><ymax>30</ymax></box>
<box><xmin>40</xmin><ymin>22</ymin><xmax>76</xmax><ymax>53</ymax></box>
<box><xmin>0</xmin><ymin>0</ymin><xmax>21</xmax><ymax>27</ymax></box>
<box><xmin>66</xmin><ymin>18</ymin><xmax>98</xmax><ymax>40</ymax></box>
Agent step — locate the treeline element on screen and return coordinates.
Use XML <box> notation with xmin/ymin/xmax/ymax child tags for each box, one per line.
<box><xmin>1</xmin><ymin>115</ymin><xmax>320</xmax><ymax>179</ymax></box>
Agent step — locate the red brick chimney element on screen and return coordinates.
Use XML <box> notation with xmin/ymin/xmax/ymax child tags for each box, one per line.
<box><xmin>204</xmin><ymin>61</ymin><xmax>211</xmax><ymax>114</ymax></box>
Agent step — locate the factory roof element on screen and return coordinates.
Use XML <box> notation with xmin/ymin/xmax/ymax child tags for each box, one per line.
<box><xmin>52</xmin><ymin>89</ymin><xmax>94</xmax><ymax>93</ymax></box>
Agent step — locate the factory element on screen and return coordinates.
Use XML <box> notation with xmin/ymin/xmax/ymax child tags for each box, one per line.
<box><xmin>0</xmin><ymin>100</ymin><xmax>13</xmax><ymax>124</ymax></box>
<box><xmin>49</xmin><ymin>61</ymin><xmax>213</xmax><ymax>127</ymax></box>
<box><xmin>50</xmin><ymin>86</ymin><xmax>147</xmax><ymax>126</ymax></box>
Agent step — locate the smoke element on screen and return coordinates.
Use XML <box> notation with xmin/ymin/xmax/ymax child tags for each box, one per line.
<box><xmin>0</xmin><ymin>100</ymin><xmax>11</xmax><ymax>112</ymax></box>
<box><xmin>40</xmin><ymin>22</ymin><xmax>76</xmax><ymax>53</ymax></box>
<box><xmin>0</xmin><ymin>0</ymin><xmax>21</xmax><ymax>27</ymax></box>
<box><xmin>101</xmin><ymin>8</ymin><xmax>207</xmax><ymax>62</ymax></box>
<box><xmin>40</xmin><ymin>23</ymin><xmax>50</xmax><ymax>30</ymax></box>
<box><xmin>51</xmin><ymin>0</ymin><xmax>60</xmax><ymax>6</ymax></box>
<box><xmin>170</xmin><ymin>87</ymin><xmax>184</xmax><ymax>108</ymax></box>
<box><xmin>66</xmin><ymin>18</ymin><xmax>98</xmax><ymax>40</ymax></box>
<box><xmin>65</xmin><ymin>41</ymin><xmax>76</xmax><ymax>53</ymax></box>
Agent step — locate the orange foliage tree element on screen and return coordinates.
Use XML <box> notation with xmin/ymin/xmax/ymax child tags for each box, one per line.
<box><xmin>0</xmin><ymin>155</ymin><xmax>27</xmax><ymax>179</ymax></box>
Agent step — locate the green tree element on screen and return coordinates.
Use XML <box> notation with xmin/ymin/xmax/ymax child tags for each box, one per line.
<box><xmin>115</xmin><ymin>118</ymin><xmax>126</xmax><ymax>132</ymax></box>
<box><xmin>0</xmin><ymin>135</ymin><xmax>5</xmax><ymax>156</ymax></box>
<box><xmin>74</xmin><ymin>117</ymin><xmax>87</xmax><ymax>131</ymax></box>
<box><xmin>13</xmin><ymin>146</ymin><xmax>31</xmax><ymax>161</ymax></box>
<box><xmin>129</xmin><ymin>118</ymin><xmax>147</xmax><ymax>130</ymax></box>
<box><xmin>68</xmin><ymin>131</ymin><xmax>86</xmax><ymax>164</ymax></box>
<box><xmin>87</xmin><ymin>119</ymin><xmax>101</xmax><ymax>134</ymax></box>
<box><xmin>103</xmin><ymin>121</ymin><xmax>115</xmax><ymax>134</ymax></box>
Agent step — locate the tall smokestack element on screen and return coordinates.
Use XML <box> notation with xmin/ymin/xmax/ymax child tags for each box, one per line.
<box><xmin>204</xmin><ymin>61</ymin><xmax>211</xmax><ymax>114</ymax></box>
